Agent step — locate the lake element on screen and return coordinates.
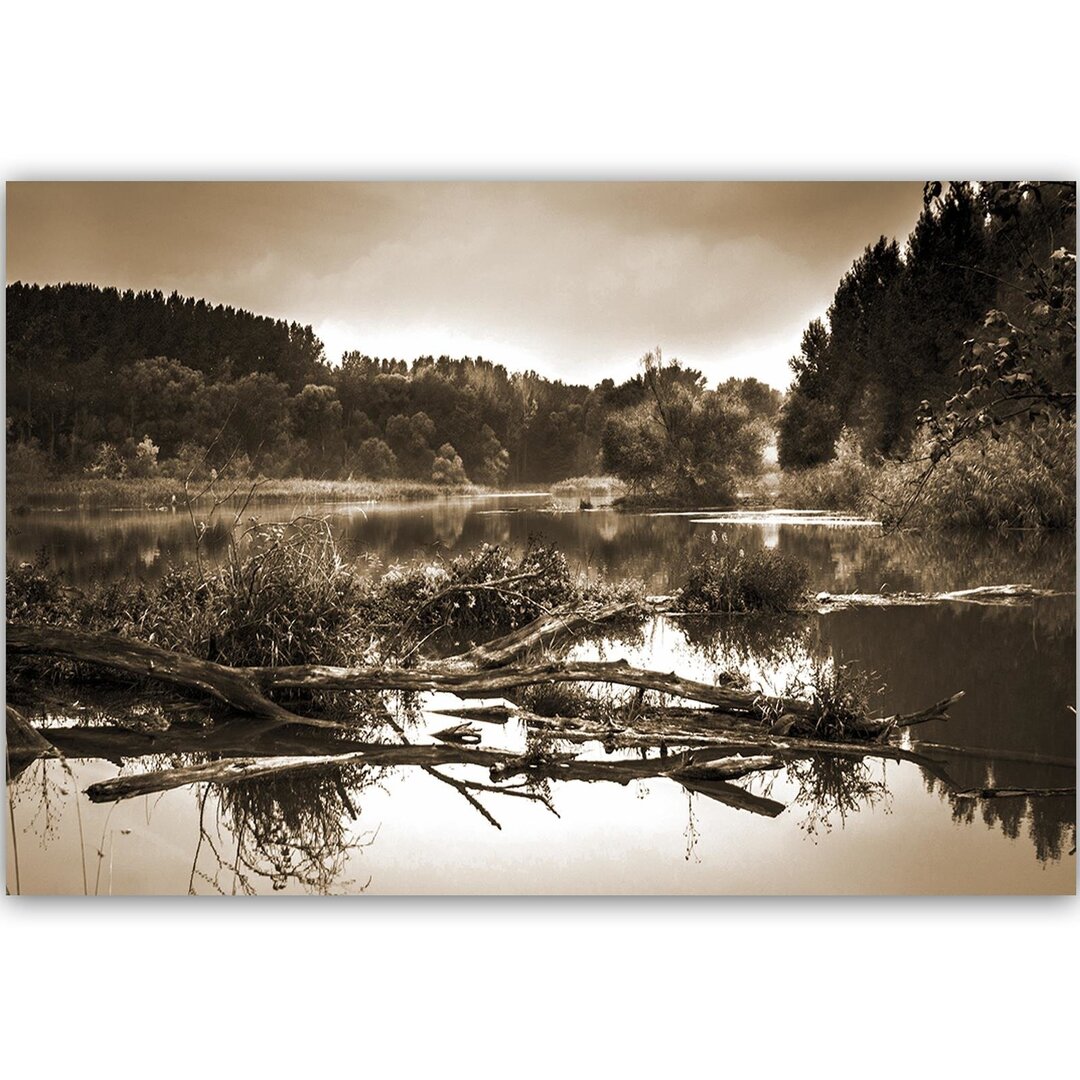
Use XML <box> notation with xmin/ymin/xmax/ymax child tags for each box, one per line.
<box><xmin>5</xmin><ymin>493</ymin><xmax>1076</xmax><ymax>894</ymax></box>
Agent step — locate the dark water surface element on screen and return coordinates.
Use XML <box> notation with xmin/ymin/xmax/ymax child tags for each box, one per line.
<box><xmin>6</xmin><ymin>494</ymin><xmax>1076</xmax><ymax>894</ymax></box>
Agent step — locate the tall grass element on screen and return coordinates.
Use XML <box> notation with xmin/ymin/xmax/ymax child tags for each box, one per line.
<box><xmin>875</xmin><ymin>420</ymin><xmax>1076</xmax><ymax>530</ymax></box>
<box><xmin>778</xmin><ymin>420</ymin><xmax>1075</xmax><ymax>530</ymax></box>
<box><xmin>5</xmin><ymin>475</ymin><xmax>490</xmax><ymax>510</ymax></box>
<box><xmin>778</xmin><ymin>432</ymin><xmax>875</xmax><ymax>513</ymax></box>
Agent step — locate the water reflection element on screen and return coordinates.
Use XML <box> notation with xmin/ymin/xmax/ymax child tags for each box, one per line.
<box><xmin>5</xmin><ymin>495</ymin><xmax>1075</xmax><ymax>893</ymax></box>
<box><xmin>201</xmin><ymin>766</ymin><xmax>381</xmax><ymax>894</ymax></box>
<box><xmin>8</xmin><ymin>495</ymin><xmax>1074</xmax><ymax>593</ymax></box>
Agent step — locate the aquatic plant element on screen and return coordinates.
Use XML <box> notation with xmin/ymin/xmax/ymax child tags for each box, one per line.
<box><xmin>677</xmin><ymin>544</ymin><xmax>810</xmax><ymax>613</ymax></box>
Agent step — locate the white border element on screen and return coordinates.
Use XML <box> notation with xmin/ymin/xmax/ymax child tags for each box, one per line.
<box><xmin>3</xmin><ymin>2</ymin><xmax>1077</xmax><ymax>1075</ymax></box>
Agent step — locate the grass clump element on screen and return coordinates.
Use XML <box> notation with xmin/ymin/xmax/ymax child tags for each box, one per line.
<box><xmin>7</xmin><ymin>519</ymin><xmax>372</xmax><ymax>672</ymax></box>
<box><xmin>5</xmin><ymin>553</ymin><xmax>74</xmax><ymax>624</ymax></box>
<box><xmin>778</xmin><ymin>431</ymin><xmax>875</xmax><ymax>513</ymax></box>
<box><xmin>366</xmin><ymin>539</ymin><xmax>644</xmax><ymax>651</ymax></box>
<box><xmin>778</xmin><ymin>421</ymin><xmax>1075</xmax><ymax>529</ymax></box>
<box><xmin>519</xmin><ymin>682</ymin><xmax>595</xmax><ymax>718</ymax></box>
<box><xmin>195</xmin><ymin>519</ymin><xmax>370</xmax><ymax>668</ymax></box>
<box><xmin>875</xmin><ymin>420</ymin><xmax>1076</xmax><ymax>530</ymax></box>
<box><xmin>678</xmin><ymin>544</ymin><xmax>810</xmax><ymax>613</ymax></box>
<box><xmin>799</xmin><ymin>661</ymin><xmax>881</xmax><ymax>741</ymax></box>
<box><xmin>762</xmin><ymin>659</ymin><xmax>885</xmax><ymax>742</ymax></box>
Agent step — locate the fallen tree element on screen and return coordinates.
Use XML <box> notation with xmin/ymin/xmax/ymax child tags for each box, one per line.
<box><xmin>7</xmin><ymin>621</ymin><xmax>962</xmax><ymax>740</ymax></box>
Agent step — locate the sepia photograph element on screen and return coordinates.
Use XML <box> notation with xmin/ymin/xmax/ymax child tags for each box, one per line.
<box><xmin>5</xmin><ymin>179</ymin><xmax>1075</xmax><ymax>896</ymax></box>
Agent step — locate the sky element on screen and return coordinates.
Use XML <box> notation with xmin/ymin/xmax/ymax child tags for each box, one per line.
<box><xmin>6</xmin><ymin>181</ymin><xmax>926</xmax><ymax>389</ymax></box>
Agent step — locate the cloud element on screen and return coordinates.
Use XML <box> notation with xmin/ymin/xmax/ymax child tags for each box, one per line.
<box><xmin>6</xmin><ymin>181</ymin><xmax>925</xmax><ymax>388</ymax></box>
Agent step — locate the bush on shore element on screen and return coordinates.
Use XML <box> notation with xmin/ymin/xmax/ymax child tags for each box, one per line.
<box><xmin>778</xmin><ymin>432</ymin><xmax>876</xmax><ymax>514</ymax></box>
<box><xmin>778</xmin><ymin>420</ymin><xmax>1075</xmax><ymax>530</ymax></box>
<box><xmin>875</xmin><ymin>420</ymin><xmax>1076</xmax><ymax>530</ymax></box>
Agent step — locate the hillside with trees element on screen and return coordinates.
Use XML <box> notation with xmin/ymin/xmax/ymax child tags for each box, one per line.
<box><xmin>5</xmin><ymin>281</ymin><xmax>777</xmax><ymax>492</ymax></box>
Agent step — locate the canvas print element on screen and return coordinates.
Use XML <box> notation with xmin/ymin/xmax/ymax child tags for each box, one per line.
<box><xmin>4</xmin><ymin>181</ymin><xmax>1075</xmax><ymax>895</ymax></box>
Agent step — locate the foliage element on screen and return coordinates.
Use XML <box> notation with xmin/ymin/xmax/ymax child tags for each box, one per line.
<box><xmin>779</xmin><ymin>420</ymin><xmax>1075</xmax><ymax>529</ymax></box>
<box><xmin>366</xmin><ymin>540</ymin><xmax>583</xmax><ymax>647</ymax></box>
<box><xmin>431</xmin><ymin>442</ymin><xmax>469</xmax><ymax>486</ymax></box>
<box><xmin>777</xmin><ymin>379</ymin><xmax>842</xmax><ymax>469</ymax></box>
<box><xmin>351</xmin><ymin>437</ymin><xmax>398</xmax><ymax>480</ymax></box>
<box><xmin>778</xmin><ymin>431</ymin><xmax>876</xmax><ymax>511</ymax></box>
<box><xmin>677</xmin><ymin>540</ymin><xmax>810</xmax><ymax>613</ymax></box>
<box><xmin>7</xmin><ymin>283</ymin><xmax>793</xmax><ymax>492</ymax></box>
<box><xmin>6</xmin><ymin>436</ymin><xmax>54</xmax><ymax>481</ymax></box>
<box><xmin>601</xmin><ymin>348</ymin><xmax>765</xmax><ymax>504</ymax></box>
<box><xmin>875</xmin><ymin>419</ymin><xmax>1075</xmax><ymax>530</ymax></box>
<box><xmin>789</xmin><ymin>660</ymin><xmax>883</xmax><ymax>742</ymax></box>
<box><xmin>779</xmin><ymin>182</ymin><xmax>1074</xmax><ymax>467</ymax></box>
<box><xmin>519</xmin><ymin>682</ymin><xmax>595</xmax><ymax>718</ymax></box>
<box><xmin>902</xmin><ymin>183</ymin><xmax>1076</xmax><ymax>524</ymax></box>
<box><xmin>5</xmin><ymin>553</ymin><xmax>72</xmax><ymax>624</ymax></box>
<box><xmin>777</xmin><ymin>181</ymin><xmax>1075</xmax><ymax>529</ymax></box>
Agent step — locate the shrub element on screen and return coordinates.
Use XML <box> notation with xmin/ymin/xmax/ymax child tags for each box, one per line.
<box><xmin>520</xmin><ymin>682</ymin><xmax>594</xmax><ymax>717</ymax></box>
<box><xmin>678</xmin><ymin>544</ymin><xmax>810</xmax><ymax>613</ymax></box>
<box><xmin>368</xmin><ymin>540</ymin><xmax>581</xmax><ymax>645</ymax></box>
<box><xmin>352</xmin><ymin>437</ymin><xmax>398</xmax><ymax>480</ymax></box>
<box><xmin>778</xmin><ymin>430</ymin><xmax>875</xmax><ymax>512</ymax></box>
<box><xmin>431</xmin><ymin>442</ymin><xmax>469</xmax><ymax>486</ymax></box>
<box><xmin>6</xmin><ymin>438</ymin><xmax>54</xmax><ymax>481</ymax></box>
<box><xmin>126</xmin><ymin>435</ymin><xmax>161</xmax><ymax>479</ymax></box>
<box><xmin>876</xmin><ymin>419</ymin><xmax>1076</xmax><ymax>529</ymax></box>
<box><xmin>193</xmin><ymin>519</ymin><xmax>370</xmax><ymax>668</ymax></box>
<box><xmin>86</xmin><ymin>442</ymin><xmax>127</xmax><ymax>480</ymax></box>
<box><xmin>5</xmin><ymin>554</ymin><xmax>70</xmax><ymax>623</ymax></box>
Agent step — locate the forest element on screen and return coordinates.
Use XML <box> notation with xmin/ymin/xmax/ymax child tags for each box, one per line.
<box><xmin>778</xmin><ymin>181</ymin><xmax>1075</xmax><ymax>464</ymax></box>
<box><xmin>6</xmin><ymin>181</ymin><xmax>1075</xmax><ymax>526</ymax></box>
<box><xmin>5</xmin><ymin>280</ymin><xmax>779</xmax><ymax>491</ymax></box>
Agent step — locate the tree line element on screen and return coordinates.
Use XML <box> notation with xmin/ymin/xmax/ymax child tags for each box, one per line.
<box><xmin>6</xmin><ymin>281</ymin><xmax>780</xmax><ymax>488</ymax></box>
<box><xmin>778</xmin><ymin>181</ymin><xmax>1076</xmax><ymax>470</ymax></box>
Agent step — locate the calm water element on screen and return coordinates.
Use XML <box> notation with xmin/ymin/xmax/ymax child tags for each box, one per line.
<box><xmin>6</xmin><ymin>494</ymin><xmax>1076</xmax><ymax>894</ymax></box>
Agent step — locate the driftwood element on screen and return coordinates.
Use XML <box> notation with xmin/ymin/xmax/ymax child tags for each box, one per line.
<box><xmin>7</xmin><ymin>604</ymin><xmax>973</xmax><ymax>819</ymax></box>
<box><xmin>2</xmin><ymin>622</ymin><xmax>800</xmax><ymax>721</ymax></box>
<box><xmin>457</xmin><ymin>599</ymin><xmax>654</xmax><ymax>667</ymax></box>
<box><xmin>813</xmin><ymin>583</ymin><xmax>1071</xmax><ymax>612</ymax></box>
<box><xmin>9</xmin><ymin>621</ymin><xmax>964</xmax><ymax>741</ymax></box>
<box><xmin>6</xmin><ymin>624</ymin><xmax>318</xmax><ymax>728</ymax></box>
<box><xmin>951</xmin><ymin>786</ymin><xmax>1077</xmax><ymax>800</ymax></box>
<box><xmin>79</xmin><ymin>742</ymin><xmax>783</xmax><ymax>805</ymax></box>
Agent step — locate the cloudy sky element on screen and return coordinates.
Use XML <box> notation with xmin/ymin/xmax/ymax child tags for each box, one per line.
<box><xmin>7</xmin><ymin>181</ymin><xmax>925</xmax><ymax>388</ymax></box>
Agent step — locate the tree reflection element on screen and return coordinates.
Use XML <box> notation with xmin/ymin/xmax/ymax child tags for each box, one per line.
<box><xmin>763</xmin><ymin>754</ymin><xmax>892</xmax><ymax>838</ymax></box>
<box><xmin>197</xmin><ymin>763</ymin><xmax>380</xmax><ymax>894</ymax></box>
<box><xmin>923</xmin><ymin>767</ymin><xmax>1076</xmax><ymax>865</ymax></box>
